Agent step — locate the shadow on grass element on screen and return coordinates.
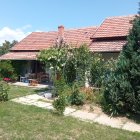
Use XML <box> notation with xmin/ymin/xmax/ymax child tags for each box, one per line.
<box><xmin>99</xmin><ymin>103</ymin><xmax>140</xmax><ymax>124</ymax></box>
<box><xmin>103</xmin><ymin>110</ymin><xmax>140</xmax><ymax>124</ymax></box>
<box><xmin>50</xmin><ymin>110</ymin><xmax>65</xmax><ymax>117</ymax></box>
<box><xmin>34</xmin><ymin>88</ymin><xmax>49</xmax><ymax>93</ymax></box>
<box><xmin>126</xmin><ymin>113</ymin><xmax>140</xmax><ymax>124</ymax></box>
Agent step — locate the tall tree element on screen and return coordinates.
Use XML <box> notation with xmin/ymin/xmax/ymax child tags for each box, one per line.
<box><xmin>104</xmin><ymin>15</ymin><xmax>140</xmax><ymax>115</ymax></box>
<box><xmin>138</xmin><ymin>2</ymin><xmax>140</xmax><ymax>15</ymax></box>
<box><xmin>0</xmin><ymin>40</ymin><xmax>18</xmax><ymax>56</ymax></box>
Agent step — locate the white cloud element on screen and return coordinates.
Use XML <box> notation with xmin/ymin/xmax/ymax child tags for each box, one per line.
<box><xmin>35</xmin><ymin>30</ymin><xmax>43</xmax><ymax>32</ymax></box>
<box><xmin>21</xmin><ymin>24</ymin><xmax>32</xmax><ymax>30</ymax></box>
<box><xmin>0</xmin><ymin>26</ymin><xmax>31</xmax><ymax>45</ymax></box>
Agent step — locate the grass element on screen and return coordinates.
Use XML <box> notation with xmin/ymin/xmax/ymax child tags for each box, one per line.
<box><xmin>8</xmin><ymin>85</ymin><xmax>36</xmax><ymax>99</ymax></box>
<box><xmin>8</xmin><ymin>85</ymin><xmax>48</xmax><ymax>99</ymax></box>
<box><xmin>0</xmin><ymin>85</ymin><xmax>140</xmax><ymax>140</ymax></box>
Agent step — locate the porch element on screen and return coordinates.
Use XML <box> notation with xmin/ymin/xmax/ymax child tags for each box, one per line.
<box><xmin>17</xmin><ymin>60</ymin><xmax>51</xmax><ymax>85</ymax></box>
<box><xmin>0</xmin><ymin>51</ymin><xmax>52</xmax><ymax>86</ymax></box>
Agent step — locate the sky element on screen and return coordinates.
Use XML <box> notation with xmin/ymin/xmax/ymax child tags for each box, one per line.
<box><xmin>0</xmin><ymin>0</ymin><xmax>138</xmax><ymax>44</ymax></box>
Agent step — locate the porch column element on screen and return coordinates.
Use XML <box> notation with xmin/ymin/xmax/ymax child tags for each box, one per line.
<box><xmin>35</xmin><ymin>61</ymin><xmax>38</xmax><ymax>78</ymax></box>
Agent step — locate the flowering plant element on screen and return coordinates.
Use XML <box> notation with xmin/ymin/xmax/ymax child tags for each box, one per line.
<box><xmin>3</xmin><ymin>78</ymin><xmax>10</xmax><ymax>82</ymax></box>
<box><xmin>38</xmin><ymin>46</ymin><xmax>68</xmax><ymax>72</ymax></box>
<box><xmin>0</xmin><ymin>61</ymin><xmax>18</xmax><ymax>81</ymax></box>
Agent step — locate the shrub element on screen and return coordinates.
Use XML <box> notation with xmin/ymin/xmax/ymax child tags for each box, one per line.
<box><xmin>63</xmin><ymin>59</ymin><xmax>76</xmax><ymax>84</ymax></box>
<box><xmin>0</xmin><ymin>60</ymin><xmax>18</xmax><ymax>81</ymax></box>
<box><xmin>52</xmin><ymin>75</ymin><xmax>67</xmax><ymax>115</ymax></box>
<box><xmin>38</xmin><ymin>43</ymin><xmax>91</xmax><ymax>86</ymax></box>
<box><xmin>0</xmin><ymin>81</ymin><xmax>9</xmax><ymax>102</ymax></box>
<box><xmin>68</xmin><ymin>82</ymin><xmax>85</xmax><ymax>105</ymax></box>
<box><xmin>103</xmin><ymin>16</ymin><xmax>140</xmax><ymax>116</ymax></box>
<box><xmin>79</xmin><ymin>87</ymin><xmax>105</xmax><ymax>106</ymax></box>
<box><xmin>80</xmin><ymin>87</ymin><xmax>93</xmax><ymax>101</ymax></box>
<box><xmin>3</xmin><ymin>77</ymin><xmax>10</xmax><ymax>82</ymax></box>
<box><xmin>89</xmin><ymin>54</ymin><xmax>105</xmax><ymax>87</ymax></box>
<box><xmin>52</xmin><ymin>75</ymin><xmax>66</xmax><ymax>97</ymax></box>
<box><xmin>11</xmin><ymin>60</ymin><xmax>27</xmax><ymax>76</ymax></box>
<box><xmin>89</xmin><ymin>54</ymin><xmax>116</xmax><ymax>88</ymax></box>
<box><xmin>53</xmin><ymin>95</ymin><xmax>66</xmax><ymax>115</ymax></box>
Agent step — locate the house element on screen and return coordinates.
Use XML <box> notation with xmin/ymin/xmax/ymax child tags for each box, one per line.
<box><xmin>0</xmin><ymin>26</ymin><xmax>97</xmax><ymax>80</ymax></box>
<box><xmin>0</xmin><ymin>15</ymin><xmax>135</xmax><ymax>81</ymax></box>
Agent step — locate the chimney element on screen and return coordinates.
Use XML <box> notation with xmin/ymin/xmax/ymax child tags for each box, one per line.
<box><xmin>57</xmin><ymin>25</ymin><xmax>64</xmax><ymax>45</ymax></box>
<box><xmin>58</xmin><ymin>25</ymin><xmax>64</xmax><ymax>38</ymax></box>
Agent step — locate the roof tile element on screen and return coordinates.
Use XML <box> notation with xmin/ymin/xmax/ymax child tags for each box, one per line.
<box><xmin>0</xmin><ymin>52</ymin><xmax>37</xmax><ymax>60</ymax></box>
<box><xmin>90</xmin><ymin>40</ymin><xmax>126</xmax><ymax>52</ymax></box>
<box><xmin>91</xmin><ymin>15</ymin><xmax>135</xmax><ymax>38</ymax></box>
<box><xmin>11</xmin><ymin>27</ymin><xmax>97</xmax><ymax>51</ymax></box>
<box><xmin>90</xmin><ymin>15</ymin><xmax>135</xmax><ymax>52</ymax></box>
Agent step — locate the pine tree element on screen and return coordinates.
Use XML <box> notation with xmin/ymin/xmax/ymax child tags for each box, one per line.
<box><xmin>104</xmin><ymin>16</ymin><xmax>140</xmax><ymax>115</ymax></box>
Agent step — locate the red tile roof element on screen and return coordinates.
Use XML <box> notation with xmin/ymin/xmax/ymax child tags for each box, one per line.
<box><xmin>91</xmin><ymin>15</ymin><xmax>135</xmax><ymax>39</ymax></box>
<box><xmin>0</xmin><ymin>52</ymin><xmax>37</xmax><ymax>60</ymax></box>
<box><xmin>11</xmin><ymin>27</ymin><xmax>97</xmax><ymax>51</ymax></box>
<box><xmin>0</xmin><ymin>15</ymin><xmax>136</xmax><ymax>60</ymax></box>
<box><xmin>89</xmin><ymin>40</ymin><xmax>127</xmax><ymax>52</ymax></box>
<box><xmin>90</xmin><ymin>15</ymin><xmax>135</xmax><ymax>52</ymax></box>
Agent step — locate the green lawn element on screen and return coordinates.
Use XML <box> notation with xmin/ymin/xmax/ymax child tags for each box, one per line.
<box><xmin>8</xmin><ymin>85</ymin><xmax>47</xmax><ymax>99</ymax></box>
<box><xmin>0</xmin><ymin>85</ymin><xmax>140</xmax><ymax>140</ymax></box>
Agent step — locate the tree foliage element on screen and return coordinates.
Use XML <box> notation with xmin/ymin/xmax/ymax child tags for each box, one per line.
<box><xmin>103</xmin><ymin>16</ymin><xmax>140</xmax><ymax>115</ymax></box>
<box><xmin>68</xmin><ymin>82</ymin><xmax>85</xmax><ymax>105</ymax></box>
<box><xmin>89</xmin><ymin>53</ymin><xmax>105</xmax><ymax>87</ymax></box>
<box><xmin>0</xmin><ymin>40</ymin><xmax>18</xmax><ymax>56</ymax></box>
<box><xmin>89</xmin><ymin>53</ymin><xmax>116</xmax><ymax>87</ymax></box>
<box><xmin>53</xmin><ymin>94</ymin><xmax>66</xmax><ymax>115</ymax></box>
<box><xmin>38</xmin><ymin>43</ymin><xmax>69</xmax><ymax>73</ymax></box>
<box><xmin>0</xmin><ymin>61</ymin><xmax>18</xmax><ymax>81</ymax></box>
<box><xmin>38</xmin><ymin>43</ymin><xmax>91</xmax><ymax>85</ymax></box>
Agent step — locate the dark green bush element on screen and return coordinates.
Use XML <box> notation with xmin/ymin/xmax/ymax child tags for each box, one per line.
<box><xmin>89</xmin><ymin>54</ymin><xmax>105</xmax><ymax>87</ymax></box>
<box><xmin>89</xmin><ymin>54</ymin><xmax>116</xmax><ymax>88</ymax></box>
<box><xmin>68</xmin><ymin>82</ymin><xmax>85</xmax><ymax>105</ymax></box>
<box><xmin>11</xmin><ymin>60</ymin><xmax>27</xmax><ymax>76</ymax></box>
<box><xmin>0</xmin><ymin>60</ymin><xmax>18</xmax><ymax>81</ymax></box>
<box><xmin>52</xmin><ymin>75</ymin><xmax>67</xmax><ymax>115</ymax></box>
<box><xmin>0</xmin><ymin>81</ymin><xmax>9</xmax><ymax>102</ymax></box>
<box><xmin>53</xmin><ymin>95</ymin><xmax>66</xmax><ymax>115</ymax></box>
<box><xmin>52</xmin><ymin>75</ymin><xmax>66</xmax><ymax>97</ymax></box>
<box><xmin>103</xmin><ymin>16</ymin><xmax>140</xmax><ymax>116</ymax></box>
<box><xmin>63</xmin><ymin>59</ymin><xmax>76</xmax><ymax>84</ymax></box>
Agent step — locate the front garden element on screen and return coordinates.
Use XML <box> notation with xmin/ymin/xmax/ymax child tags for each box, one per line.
<box><xmin>37</xmin><ymin>15</ymin><xmax>140</xmax><ymax>117</ymax></box>
<box><xmin>0</xmin><ymin>15</ymin><xmax>140</xmax><ymax>139</ymax></box>
<box><xmin>0</xmin><ymin>85</ymin><xmax>140</xmax><ymax>140</ymax></box>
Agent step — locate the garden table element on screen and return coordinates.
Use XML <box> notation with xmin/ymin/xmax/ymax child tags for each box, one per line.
<box><xmin>28</xmin><ymin>79</ymin><xmax>38</xmax><ymax>86</ymax></box>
